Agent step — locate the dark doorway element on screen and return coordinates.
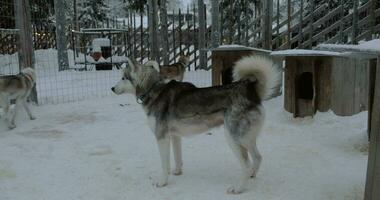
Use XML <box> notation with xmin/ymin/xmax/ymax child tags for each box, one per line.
<box><xmin>296</xmin><ymin>72</ymin><xmax>314</xmax><ymax>100</ymax></box>
<box><xmin>222</xmin><ymin>67</ymin><xmax>233</xmax><ymax>85</ymax></box>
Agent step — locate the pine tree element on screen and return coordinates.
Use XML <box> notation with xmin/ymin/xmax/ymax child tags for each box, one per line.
<box><xmin>78</xmin><ymin>0</ymin><xmax>110</xmax><ymax>28</ymax></box>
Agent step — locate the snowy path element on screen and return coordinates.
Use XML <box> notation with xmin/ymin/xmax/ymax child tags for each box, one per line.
<box><xmin>0</xmin><ymin>95</ymin><xmax>368</xmax><ymax>200</ymax></box>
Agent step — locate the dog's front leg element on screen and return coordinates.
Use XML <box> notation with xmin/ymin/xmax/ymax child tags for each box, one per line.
<box><xmin>155</xmin><ymin>136</ymin><xmax>170</xmax><ymax>187</ymax></box>
<box><xmin>23</xmin><ymin>99</ymin><xmax>36</xmax><ymax>120</ymax></box>
<box><xmin>171</xmin><ymin>135</ymin><xmax>183</xmax><ymax>175</ymax></box>
<box><xmin>8</xmin><ymin>99</ymin><xmax>22</xmax><ymax>129</ymax></box>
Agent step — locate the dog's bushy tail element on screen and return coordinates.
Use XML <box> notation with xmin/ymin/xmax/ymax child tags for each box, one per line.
<box><xmin>233</xmin><ymin>55</ymin><xmax>280</xmax><ymax>100</ymax></box>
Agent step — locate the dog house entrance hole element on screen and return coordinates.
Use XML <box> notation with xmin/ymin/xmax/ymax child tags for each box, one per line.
<box><xmin>296</xmin><ymin>72</ymin><xmax>313</xmax><ymax>100</ymax></box>
<box><xmin>222</xmin><ymin>67</ymin><xmax>233</xmax><ymax>85</ymax></box>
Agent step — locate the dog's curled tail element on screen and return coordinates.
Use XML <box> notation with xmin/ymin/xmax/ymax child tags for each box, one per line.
<box><xmin>233</xmin><ymin>55</ymin><xmax>280</xmax><ymax>100</ymax></box>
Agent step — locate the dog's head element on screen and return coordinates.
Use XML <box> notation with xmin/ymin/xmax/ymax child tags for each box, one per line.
<box><xmin>178</xmin><ymin>52</ymin><xmax>190</xmax><ymax>66</ymax></box>
<box><xmin>21</xmin><ymin>67</ymin><xmax>36</xmax><ymax>84</ymax></box>
<box><xmin>111</xmin><ymin>58</ymin><xmax>159</xmax><ymax>95</ymax></box>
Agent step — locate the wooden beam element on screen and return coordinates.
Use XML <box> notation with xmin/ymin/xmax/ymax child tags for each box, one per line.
<box><xmin>14</xmin><ymin>0</ymin><xmax>37</xmax><ymax>103</ymax></box>
<box><xmin>364</xmin><ymin>56</ymin><xmax>380</xmax><ymax>200</ymax></box>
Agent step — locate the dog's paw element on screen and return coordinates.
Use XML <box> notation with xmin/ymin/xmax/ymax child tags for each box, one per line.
<box><xmin>30</xmin><ymin>116</ymin><xmax>36</xmax><ymax>120</ymax></box>
<box><xmin>227</xmin><ymin>186</ymin><xmax>244</xmax><ymax>195</ymax></box>
<box><xmin>153</xmin><ymin>180</ymin><xmax>168</xmax><ymax>188</ymax></box>
<box><xmin>172</xmin><ymin>169</ymin><xmax>182</xmax><ymax>176</ymax></box>
<box><xmin>8</xmin><ymin>124</ymin><xmax>16</xmax><ymax>130</ymax></box>
<box><xmin>250</xmin><ymin>169</ymin><xmax>257</xmax><ymax>178</ymax></box>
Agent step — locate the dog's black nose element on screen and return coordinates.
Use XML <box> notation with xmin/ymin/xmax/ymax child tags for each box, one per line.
<box><xmin>111</xmin><ymin>87</ymin><xmax>115</xmax><ymax>92</ymax></box>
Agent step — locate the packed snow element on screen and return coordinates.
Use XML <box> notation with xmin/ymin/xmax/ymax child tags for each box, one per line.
<box><xmin>0</xmin><ymin>92</ymin><xmax>369</xmax><ymax>200</ymax></box>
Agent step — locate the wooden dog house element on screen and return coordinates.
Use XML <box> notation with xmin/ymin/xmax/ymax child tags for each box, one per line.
<box><xmin>211</xmin><ymin>45</ymin><xmax>282</xmax><ymax>99</ymax></box>
<box><xmin>272</xmin><ymin>50</ymin><xmax>371</xmax><ymax>118</ymax></box>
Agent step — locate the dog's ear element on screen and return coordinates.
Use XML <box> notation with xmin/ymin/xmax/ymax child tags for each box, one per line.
<box><xmin>127</xmin><ymin>58</ymin><xmax>140</xmax><ymax>72</ymax></box>
<box><xmin>144</xmin><ymin>60</ymin><xmax>160</xmax><ymax>72</ymax></box>
<box><xmin>179</xmin><ymin>51</ymin><xmax>184</xmax><ymax>56</ymax></box>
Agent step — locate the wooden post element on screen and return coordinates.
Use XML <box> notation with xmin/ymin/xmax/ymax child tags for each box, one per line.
<box><xmin>54</xmin><ymin>0</ymin><xmax>69</xmax><ymax>71</ymax></box>
<box><xmin>352</xmin><ymin>0</ymin><xmax>359</xmax><ymax>44</ymax></box>
<box><xmin>148</xmin><ymin>0</ymin><xmax>159</xmax><ymax>62</ymax></box>
<box><xmin>364</xmin><ymin>56</ymin><xmax>380</xmax><ymax>200</ymax></box>
<box><xmin>276</xmin><ymin>0</ymin><xmax>280</xmax><ymax>49</ymax></box>
<box><xmin>262</xmin><ymin>0</ymin><xmax>273</xmax><ymax>50</ymax></box>
<box><xmin>287</xmin><ymin>0</ymin><xmax>291</xmax><ymax>48</ymax></box>
<box><xmin>211</xmin><ymin>0</ymin><xmax>220</xmax><ymax>48</ymax></box>
<box><xmin>160</xmin><ymin>0</ymin><xmax>169</xmax><ymax>65</ymax></box>
<box><xmin>298</xmin><ymin>0</ymin><xmax>304</xmax><ymax>48</ymax></box>
<box><xmin>369</xmin><ymin>0</ymin><xmax>376</xmax><ymax>39</ymax></box>
<box><xmin>339</xmin><ymin>0</ymin><xmax>344</xmax><ymax>43</ymax></box>
<box><xmin>198</xmin><ymin>0</ymin><xmax>207</xmax><ymax>70</ymax></box>
<box><xmin>73</xmin><ymin>0</ymin><xmax>79</xmax><ymax>30</ymax></box>
<box><xmin>14</xmin><ymin>0</ymin><xmax>37</xmax><ymax>103</ymax></box>
<box><xmin>308</xmin><ymin>0</ymin><xmax>314</xmax><ymax>48</ymax></box>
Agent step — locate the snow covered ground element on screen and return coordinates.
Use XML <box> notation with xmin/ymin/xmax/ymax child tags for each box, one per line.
<box><xmin>0</xmin><ymin>93</ymin><xmax>369</xmax><ymax>200</ymax></box>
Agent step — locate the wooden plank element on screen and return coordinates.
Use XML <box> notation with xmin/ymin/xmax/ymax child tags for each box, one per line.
<box><xmin>368</xmin><ymin>59</ymin><xmax>377</xmax><ymax>139</ymax></box>
<box><xmin>331</xmin><ymin>57</ymin><xmax>356</xmax><ymax>116</ymax></box>
<box><xmin>212</xmin><ymin>54</ymin><xmax>223</xmax><ymax>86</ymax></box>
<box><xmin>198</xmin><ymin>0</ymin><xmax>207</xmax><ymax>69</ymax></box>
<box><xmin>353</xmin><ymin>59</ymin><xmax>369</xmax><ymax>113</ymax></box>
<box><xmin>364</xmin><ymin>56</ymin><xmax>380</xmax><ymax>200</ymax></box>
<box><xmin>315</xmin><ymin>57</ymin><xmax>332</xmax><ymax>112</ymax></box>
<box><xmin>159</xmin><ymin>2</ymin><xmax>169</xmax><ymax>65</ymax></box>
<box><xmin>211</xmin><ymin>0</ymin><xmax>220</xmax><ymax>48</ymax></box>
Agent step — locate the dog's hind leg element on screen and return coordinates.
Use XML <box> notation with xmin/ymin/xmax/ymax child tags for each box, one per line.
<box><xmin>224</xmin><ymin>131</ymin><xmax>251</xmax><ymax>194</ymax></box>
<box><xmin>0</xmin><ymin>95</ymin><xmax>9</xmax><ymax>119</ymax></box>
<box><xmin>22</xmin><ymin>98</ymin><xmax>36</xmax><ymax>120</ymax></box>
<box><xmin>155</xmin><ymin>136</ymin><xmax>171</xmax><ymax>187</ymax></box>
<box><xmin>171</xmin><ymin>135</ymin><xmax>183</xmax><ymax>175</ymax></box>
<box><xmin>247</xmin><ymin>139</ymin><xmax>262</xmax><ymax>178</ymax></box>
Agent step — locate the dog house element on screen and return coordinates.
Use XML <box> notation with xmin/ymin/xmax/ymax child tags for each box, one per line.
<box><xmin>272</xmin><ymin>49</ymin><xmax>371</xmax><ymax>118</ymax></box>
<box><xmin>211</xmin><ymin>45</ymin><xmax>282</xmax><ymax>99</ymax></box>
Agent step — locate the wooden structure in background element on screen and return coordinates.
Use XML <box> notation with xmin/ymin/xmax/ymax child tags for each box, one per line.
<box><xmin>365</xmin><ymin>56</ymin><xmax>380</xmax><ymax>200</ymax></box>
<box><xmin>211</xmin><ymin>45</ymin><xmax>282</xmax><ymax>99</ymax></box>
<box><xmin>272</xmin><ymin>50</ymin><xmax>371</xmax><ymax>118</ymax></box>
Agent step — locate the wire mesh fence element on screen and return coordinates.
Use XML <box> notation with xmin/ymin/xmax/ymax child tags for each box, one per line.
<box><xmin>0</xmin><ymin>0</ymin><xmax>212</xmax><ymax>105</ymax></box>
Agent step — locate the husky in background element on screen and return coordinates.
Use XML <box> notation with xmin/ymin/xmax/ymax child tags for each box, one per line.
<box><xmin>158</xmin><ymin>52</ymin><xmax>190</xmax><ymax>82</ymax></box>
<box><xmin>0</xmin><ymin>68</ymin><xmax>36</xmax><ymax>129</ymax></box>
<box><xmin>112</xmin><ymin>56</ymin><xmax>279</xmax><ymax>194</ymax></box>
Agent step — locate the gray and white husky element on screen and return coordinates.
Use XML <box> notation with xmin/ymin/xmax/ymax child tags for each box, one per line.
<box><xmin>0</xmin><ymin>68</ymin><xmax>36</xmax><ymax>129</ymax></box>
<box><xmin>111</xmin><ymin>56</ymin><xmax>279</xmax><ymax>194</ymax></box>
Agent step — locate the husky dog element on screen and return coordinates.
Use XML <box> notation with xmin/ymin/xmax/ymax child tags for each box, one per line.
<box><xmin>158</xmin><ymin>52</ymin><xmax>190</xmax><ymax>82</ymax></box>
<box><xmin>111</xmin><ymin>56</ymin><xmax>279</xmax><ymax>194</ymax></box>
<box><xmin>0</xmin><ymin>68</ymin><xmax>36</xmax><ymax>129</ymax></box>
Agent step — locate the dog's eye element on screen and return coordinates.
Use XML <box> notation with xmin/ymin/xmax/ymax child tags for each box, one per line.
<box><xmin>122</xmin><ymin>77</ymin><xmax>126</xmax><ymax>80</ymax></box>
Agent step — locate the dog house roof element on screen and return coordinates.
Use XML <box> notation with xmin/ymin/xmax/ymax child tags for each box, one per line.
<box><xmin>212</xmin><ymin>45</ymin><xmax>272</xmax><ymax>53</ymax></box>
<box><xmin>271</xmin><ymin>49</ymin><xmax>341</xmax><ymax>57</ymax></box>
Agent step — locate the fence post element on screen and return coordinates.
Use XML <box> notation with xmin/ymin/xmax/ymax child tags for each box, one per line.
<box><xmin>54</xmin><ymin>0</ymin><xmax>69</xmax><ymax>71</ymax></box>
<box><xmin>14</xmin><ymin>0</ymin><xmax>37</xmax><ymax>103</ymax></box>
<box><xmin>352</xmin><ymin>0</ymin><xmax>359</xmax><ymax>44</ymax></box>
<box><xmin>160</xmin><ymin>0</ymin><xmax>169</xmax><ymax>65</ymax></box>
<box><xmin>339</xmin><ymin>0</ymin><xmax>344</xmax><ymax>43</ymax></box>
<box><xmin>262</xmin><ymin>0</ymin><xmax>273</xmax><ymax>50</ymax></box>
<box><xmin>211</xmin><ymin>0</ymin><xmax>220</xmax><ymax>48</ymax></box>
<box><xmin>287</xmin><ymin>0</ymin><xmax>291</xmax><ymax>49</ymax></box>
<box><xmin>148</xmin><ymin>0</ymin><xmax>160</xmax><ymax>62</ymax></box>
<box><xmin>198</xmin><ymin>0</ymin><xmax>207</xmax><ymax>70</ymax></box>
<box><xmin>308</xmin><ymin>0</ymin><xmax>314</xmax><ymax>48</ymax></box>
<box><xmin>369</xmin><ymin>0</ymin><xmax>376</xmax><ymax>39</ymax></box>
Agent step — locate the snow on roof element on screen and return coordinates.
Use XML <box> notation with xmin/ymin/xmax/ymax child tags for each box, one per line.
<box><xmin>212</xmin><ymin>45</ymin><xmax>272</xmax><ymax>53</ymax></box>
<box><xmin>271</xmin><ymin>49</ymin><xmax>341</xmax><ymax>57</ymax></box>
<box><xmin>316</xmin><ymin>39</ymin><xmax>380</xmax><ymax>56</ymax></box>
<box><xmin>92</xmin><ymin>38</ymin><xmax>111</xmax><ymax>48</ymax></box>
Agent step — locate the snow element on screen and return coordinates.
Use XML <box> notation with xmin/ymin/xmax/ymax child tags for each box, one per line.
<box><xmin>317</xmin><ymin>39</ymin><xmax>380</xmax><ymax>56</ymax></box>
<box><xmin>271</xmin><ymin>49</ymin><xmax>342</xmax><ymax>57</ymax></box>
<box><xmin>214</xmin><ymin>45</ymin><xmax>272</xmax><ymax>53</ymax></box>
<box><xmin>92</xmin><ymin>38</ymin><xmax>111</xmax><ymax>48</ymax></box>
<box><xmin>0</xmin><ymin>92</ymin><xmax>368</xmax><ymax>199</ymax></box>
